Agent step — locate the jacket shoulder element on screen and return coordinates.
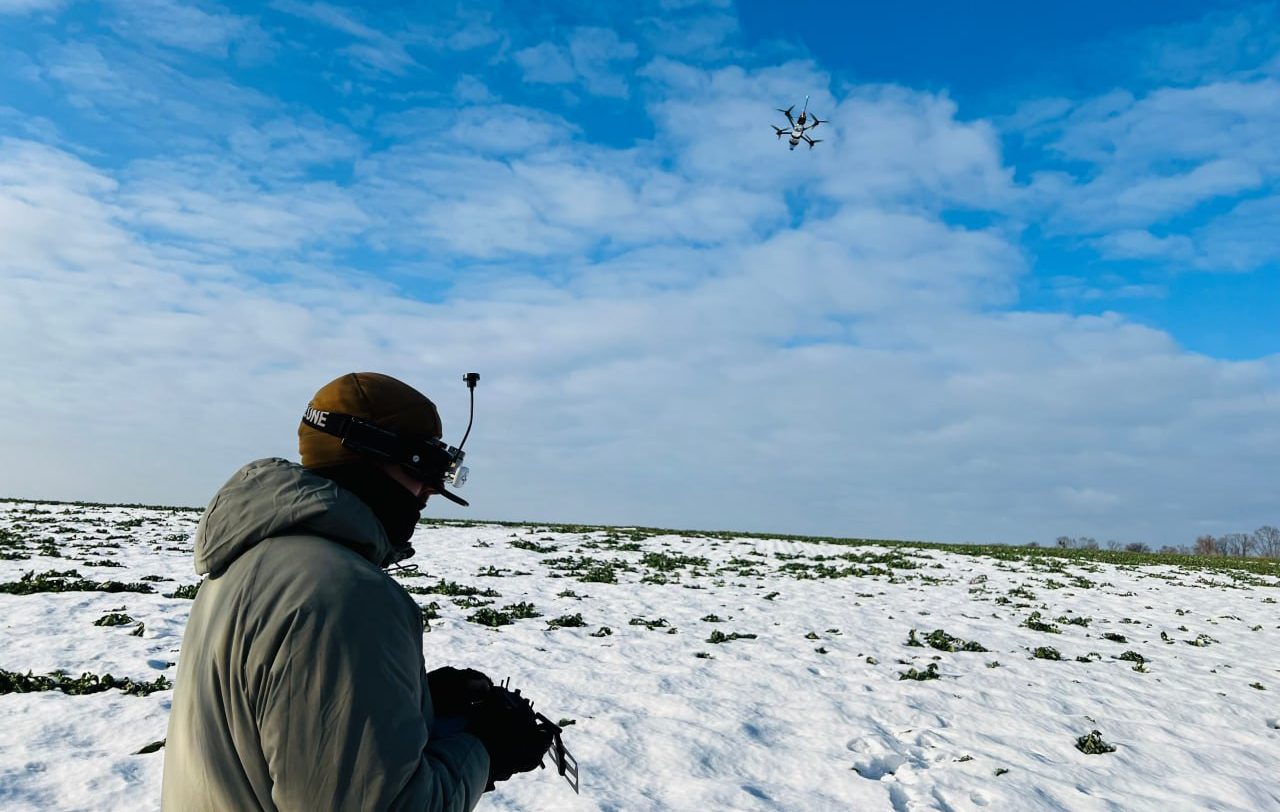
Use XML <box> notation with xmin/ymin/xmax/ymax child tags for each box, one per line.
<box><xmin>239</xmin><ymin>533</ymin><xmax>420</xmax><ymax>628</ymax></box>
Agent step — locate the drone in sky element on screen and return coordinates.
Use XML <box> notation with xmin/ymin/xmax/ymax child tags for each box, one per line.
<box><xmin>773</xmin><ymin>95</ymin><xmax>825</xmax><ymax>150</ymax></box>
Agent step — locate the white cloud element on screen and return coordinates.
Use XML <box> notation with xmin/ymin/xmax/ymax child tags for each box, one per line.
<box><xmin>272</xmin><ymin>0</ymin><xmax>417</xmax><ymax>75</ymax></box>
<box><xmin>3</xmin><ymin>123</ymin><xmax>1276</xmax><ymax>545</ymax></box>
<box><xmin>512</xmin><ymin>42</ymin><xmax>576</xmax><ymax>85</ymax></box>
<box><xmin>638</xmin><ymin>11</ymin><xmax>738</xmax><ymax>60</ymax></box>
<box><xmin>118</xmin><ymin>158</ymin><xmax>369</xmax><ymax>253</ymax></box>
<box><xmin>567</xmin><ymin>27</ymin><xmax>638</xmax><ymax>97</ymax></box>
<box><xmin>0</xmin><ymin>0</ymin><xmax>65</xmax><ymax>14</ymax></box>
<box><xmin>452</xmin><ymin>74</ymin><xmax>495</xmax><ymax>104</ymax></box>
<box><xmin>1194</xmin><ymin>194</ymin><xmax>1280</xmax><ymax>271</ymax></box>
<box><xmin>513</xmin><ymin>27</ymin><xmax>638</xmax><ymax>98</ymax></box>
<box><xmin>1026</xmin><ymin>78</ymin><xmax>1280</xmax><ymax>245</ymax></box>
<box><xmin>227</xmin><ymin>115</ymin><xmax>364</xmax><ymax>172</ymax></box>
<box><xmin>104</xmin><ymin>0</ymin><xmax>256</xmax><ymax>57</ymax></box>
<box><xmin>1135</xmin><ymin>2</ymin><xmax>1280</xmax><ymax>84</ymax></box>
<box><xmin>37</xmin><ymin>40</ymin><xmax>272</xmax><ymax>134</ymax></box>
<box><xmin>1090</xmin><ymin>229</ymin><xmax>1195</xmax><ymax>263</ymax></box>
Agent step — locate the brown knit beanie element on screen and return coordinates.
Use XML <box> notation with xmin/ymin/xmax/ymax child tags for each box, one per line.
<box><xmin>299</xmin><ymin>372</ymin><xmax>443</xmax><ymax>469</ymax></box>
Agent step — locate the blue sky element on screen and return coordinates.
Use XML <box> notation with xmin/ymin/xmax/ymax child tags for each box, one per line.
<box><xmin>1</xmin><ymin>0</ymin><xmax>1277</xmax><ymax>546</ymax></box>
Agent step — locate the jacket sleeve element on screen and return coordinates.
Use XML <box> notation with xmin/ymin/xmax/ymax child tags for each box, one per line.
<box><xmin>256</xmin><ymin>577</ymin><xmax>490</xmax><ymax>812</ymax></box>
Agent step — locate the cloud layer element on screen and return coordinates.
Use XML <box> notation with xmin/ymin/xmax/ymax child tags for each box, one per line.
<box><xmin>1</xmin><ymin>2</ymin><xmax>1277</xmax><ymax>547</ymax></box>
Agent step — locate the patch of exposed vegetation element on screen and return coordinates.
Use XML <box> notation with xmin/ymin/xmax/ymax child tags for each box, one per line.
<box><xmin>166</xmin><ymin>582</ymin><xmax>201</xmax><ymax>599</ymax></box>
<box><xmin>407</xmin><ymin>579</ymin><xmax>501</xmax><ymax>598</ymax></box>
<box><xmin>905</xmin><ymin>628</ymin><xmax>987</xmax><ymax>652</ymax></box>
<box><xmin>94</xmin><ymin>612</ymin><xmax>135</xmax><ymax>627</ymax></box>
<box><xmin>1075</xmin><ymin>730</ymin><xmax>1117</xmax><ymax>755</ymax></box>
<box><xmin>899</xmin><ymin>663</ymin><xmax>940</xmax><ymax>681</ymax></box>
<box><xmin>509</xmin><ymin>538</ymin><xmax>559</xmax><ymax>554</ymax></box>
<box><xmin>1021</xmin><ymin>611</ymin><xmax>1061</xmax><ymax>634</ymax></box>
<box><xmin>0</xmin><ymin>669</ymin><xmax>172</xmax><ymax>697</ymax></box>
<box><xmin>466</xmin><ymin>607</ymin><xmax>514</xmax><ymax>627</ymax></box>
<box><xmin>0</xmin><ymin>569</ymin><xmax>155</xmax><ymax>595</ymax></box>
<box><xmin>641</xmin><ymin>551</ymin><xmax>709</xmax><ymax>572</ymax></box>
<box><xmin>706</xmin><ymin>630</ymin><xmax>757</xmax><ymax>644</ymax></box>
<box><xmin>629</xmin><ymin>616</ymin><xmax>670</xmax><ymax>631</ymax></box>
<box><xmin>547</xmin><ymin>613</ymin><xmax>586</xmax><ymax>629</ymax></box>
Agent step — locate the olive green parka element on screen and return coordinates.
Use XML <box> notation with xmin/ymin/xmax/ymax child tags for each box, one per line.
<box><xmin>161</xmin><ymin>458</ymin><xmax>489</xmax><ymax>811</ymax></box>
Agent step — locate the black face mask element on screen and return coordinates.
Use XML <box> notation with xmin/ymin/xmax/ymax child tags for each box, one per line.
<box><xmin>311</xmin><ymin>463</ymin><xmax>424</xmax><ymax>560</ymax></box>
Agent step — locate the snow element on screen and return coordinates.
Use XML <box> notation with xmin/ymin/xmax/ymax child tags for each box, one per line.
<box><xmin>2</xmin><ymin>500</ymin><xmax>1279</xmax><ymax>811</ymax></box>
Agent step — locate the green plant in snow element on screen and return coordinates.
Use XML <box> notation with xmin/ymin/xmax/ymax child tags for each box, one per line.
<box><xmin>1075</xmin><ymin>730</ymin><xmax>1116</xmax><ymax>755</ymax></box>
<box><xmin>898</xmin><ymin>663</ymin><xmax>940</xmax><ymax>681</ymax></box>
<box><xmin>410</xmin><ymin>579</ymin><xmax>501</xmax><ymax>598</ymax></box>
<box><xmin>501</xmin><ymin>601</ymin><xmax>540</xmax><ymax>619</ymax></box>
<box><xmin>510</xmin><ymin>538</ymin><xmax>559</xmax><ymax>553</ymax></box>
<box><xmin>579</xmin><ymin>564</ymin><xmax>617</xmax><ymax>584</ymax></box>
<box><xmin>547</xmin><ymin>613</ymin><xmax>586</xmax><ymax>629</ymax></box>
<box><xmin>629</xmin><ymin>616</ymin><xmax>670</xmax><ymax>630</ymax></box>
<box><xmin>641</xmin><ymin>551</ymin><xmax>708</xmax><ymax>571</ymax></box>
<box><xmin>589</xmin><ymin>626</ymin><xmax>613</xmax><ymax>637</ymax></box>
<box><xmin>0</xmin><ymin>669</ymin><xmax>172</xmax><ymax>696</ymax></box>
<box><xmin>94</xmin><ymin>612</ymin><xmax>135</xmax><ymax>627</ymax></box>
<box><xmin>1021</xmin><ymin>612</ymin><xmax>1061</xmax><ymax>634</ymax></box>
<box><xmin>1032</xmin><ymin>646</ymin><xmax>1062</xmax><ymax>661</ymax></box>
<box><xmin>166</xmin><ymin>582</ymin><xmax>201</xmax><ymax>599</ymax></box>
<box><xmin>466</xmin><ymin>608</ymin><xmax>513</xmax><ymax>627</ymax></box>
<box><xmin>922</xmin><ymin>629</ymin><xmax>988</xmax><ymax>652</ymax></box>
<box><xmin>0</xmin><ymin>569</ymin><xmax>155</xmax><ymax>595</ymax></box>
<box><xmin>706</xmin><ymin>630</ymin><xmax>757</xmax><ymax>644</ymax></box>
<box><xmin>1102</xmin><ymin>632</ymin><xmax>1128</xmax><ymax>643</ymax></box>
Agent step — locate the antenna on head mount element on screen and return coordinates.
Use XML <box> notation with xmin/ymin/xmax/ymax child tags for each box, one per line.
<box><xmin>456</xmin><ymin>373</ymin><xmax>479</xmax><ymax>455</ymax></box>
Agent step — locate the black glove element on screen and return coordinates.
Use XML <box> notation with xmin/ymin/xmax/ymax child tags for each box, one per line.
<box><xmin>465</xmin><ymin>684</ymin><xmax>556</xmax><ymax>791</ymax></box>
<box><xmin>427</xmin><ymin>666</ymin><xmax>493</xmax><ymax>719</ymax></box>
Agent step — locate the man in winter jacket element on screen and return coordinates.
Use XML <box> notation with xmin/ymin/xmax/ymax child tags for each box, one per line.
<box><xmin>162</xmin><ymin>372</ymin><xmax>549</xmax><ymax>811</ymax></box>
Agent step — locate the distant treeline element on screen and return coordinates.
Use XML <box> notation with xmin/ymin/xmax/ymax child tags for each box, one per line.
<box><xmin>1050</xmin><ymin>527</ymin><xmax>1280</xmax><ymax>559</ymax></box>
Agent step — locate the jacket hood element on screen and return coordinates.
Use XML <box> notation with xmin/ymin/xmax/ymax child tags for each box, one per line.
<box><xmin>193</xmin><ymin>458</ymin><xmax>397</xmax><ymax>575</ymax></box>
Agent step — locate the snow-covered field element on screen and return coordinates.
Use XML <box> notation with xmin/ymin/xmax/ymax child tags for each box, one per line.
<box><xmin>2</xmin><ymin>499</ymin><xmax>1278</xmax><ymax>812</ymax></box>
